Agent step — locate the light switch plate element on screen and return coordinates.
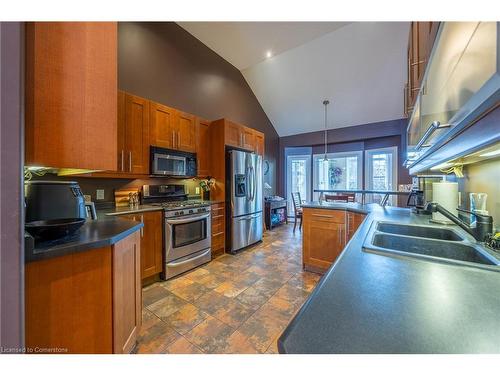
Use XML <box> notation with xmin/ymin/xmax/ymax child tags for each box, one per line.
<box><xmin>195</xmin><ymin>187</ymin><xmax>200</xmax><ymax>195</ymax></box>
<box><xmin>96</xmin><ymin>189</ymin><xmax>105</xmax><ymax>200</ymax></box>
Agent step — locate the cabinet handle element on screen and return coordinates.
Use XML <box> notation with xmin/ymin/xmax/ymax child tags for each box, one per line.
<box><xmin>311</xmin><ymin>214</ymin><xmax>336</xmax><ymax>219</ymax></box>
<box><xmin>414</xmin><ymin>121</ymin><xmax>451</xmax><ymax>151</ymax></box>
<box><xmin>172</xmin><ymin>132</ymin><xmax>175</xmax><ymax>148</ymax></box>
<box><xmin>410</xmin><ymin>59</ymin><xmax>426</xmax><ymax>66</ymax></box>
<box><xmin>140</xmin><ymin>214</ymin><xmax>144</xmax><ymax>237</ymax></box>
<box><xmin>120</xmin><ymin>150</ymin><xmax>124</xmax><ymax>172</ymax></box>
<box><xmin>177</xmin><ymin>132</ymin><xmax>180</xmax><ymax>149</ymax></box>
<box><xmin>243</xmin><ymin>133</ymin><xmax>246</xmax><ymax>146</ymax></box>
<box><xmin>129</xmin><ymin>151</ymin><xmax>132</xmax><ymax>172</ymax></box>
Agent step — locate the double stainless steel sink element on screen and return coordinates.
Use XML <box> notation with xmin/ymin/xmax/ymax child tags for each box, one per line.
<box><xmin>363</xmin><ymin>221</ymin><xmax>500</xmax><ymax>270</ymax></box>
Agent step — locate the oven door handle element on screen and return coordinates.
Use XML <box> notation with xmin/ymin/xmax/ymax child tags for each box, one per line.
<box><xmin>166</xmin><ymin>213</ymin><xmax>210</xmax><ymax>224</ymax></box>
<box><xmin>168</xmin><ymin>248</ymin><xmax>211</xmax><ymax>266</ymax></box>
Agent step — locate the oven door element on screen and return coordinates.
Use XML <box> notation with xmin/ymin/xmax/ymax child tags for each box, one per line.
<box><xmin>165</xmin><ymin>212</ymin><xmax>211</xmax><ymax>262</ymax></box>
<box><xmin>153</xmin><ymin>153</ymin><xmax>187</xmax><ymax>176</ymax></box>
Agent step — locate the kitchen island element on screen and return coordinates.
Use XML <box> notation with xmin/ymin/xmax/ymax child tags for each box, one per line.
<box><xmin>279</xmin><ymin>202</ymin><xmax>500</xmax><ymax>353</ymax></box>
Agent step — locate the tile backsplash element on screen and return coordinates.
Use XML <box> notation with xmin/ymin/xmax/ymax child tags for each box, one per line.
<box><xmin>28</xmin><ymin>173</ymin><xmax>203</xmax><ymax>204</ymax></box>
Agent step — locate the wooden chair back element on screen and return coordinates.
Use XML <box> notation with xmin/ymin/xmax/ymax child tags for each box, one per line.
<box><xmin>291</xmin><ymin>192</ymin><xmax>302</xmax><ymax>214</ymax></box>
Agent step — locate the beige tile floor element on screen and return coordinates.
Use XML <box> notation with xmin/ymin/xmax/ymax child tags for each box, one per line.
<box><xmin>137</xmin><ymin>223</ymin><xmax>321</xmax><ymax>354</ymax></box>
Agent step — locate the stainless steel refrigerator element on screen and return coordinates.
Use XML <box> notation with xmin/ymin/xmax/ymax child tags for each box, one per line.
<box><xmin>227</xmin><ymin>150</ymin><xmax>263</xmax><ymax>253</ymax></box>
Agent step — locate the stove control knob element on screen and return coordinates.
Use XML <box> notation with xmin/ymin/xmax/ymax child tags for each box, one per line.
<box><xmin>189</xmin><ymin>209</ymin><xmax>194</xmax><ymax>214</ymax></box>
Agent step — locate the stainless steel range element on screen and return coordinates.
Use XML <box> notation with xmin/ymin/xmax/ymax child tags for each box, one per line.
<box><xmin>142</xmin><ymin>184</ymin><xmax>211</xmax><ymax>280</ymax></box>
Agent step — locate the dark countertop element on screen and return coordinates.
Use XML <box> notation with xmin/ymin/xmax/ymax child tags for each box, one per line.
<box><xmin>26</xmin><ymin>217</ymin><xmax>143</xmax><ymax>262</ymax></box>
<box><xmin>279</xmin><ymin>202</ymin><xmax>500</xmax><ymax>353</ymax></box>
<box><xmin>99</xmin><ymin>200</ymin><xmax>225</xmax><ymax>218</ymax></box>
<box><xmin>98</xmin><ymin>204</ymin><xmax>164</xmax><ymax>218</ymax></box>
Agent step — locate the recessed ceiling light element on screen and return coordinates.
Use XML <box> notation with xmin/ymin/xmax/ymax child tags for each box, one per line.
<box><xmin>479</xmin><ymin>149</ymin><xmax>500</xmax><ymax>157</ymax></box>
<box><xmin>266</xmin><ymin>51</ymin><xmax>272</xmax><ymax>59</ymax></box>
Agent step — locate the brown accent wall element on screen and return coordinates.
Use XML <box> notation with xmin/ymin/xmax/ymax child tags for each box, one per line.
<box><xmin>278</xmin><ymin>118</ymin><xmax>411</xmax><ymax>199</ymax></box>
<box><xmin>118</xmin><ymin>22</ymin><xmax>279</xmax><ymax>192</ymax></box>
<box><xmin>0</xmin><ymin>22</ymin><xmax>24</xmax><ymax>351</ymax></box>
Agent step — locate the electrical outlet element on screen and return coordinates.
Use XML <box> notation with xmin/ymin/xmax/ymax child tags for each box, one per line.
<box><xmin>195</xmin><ymin>187</ymin><xmax>200</xmax><ymax>195</ymax></box>
<box><xmin>96</xmin><ymin>189</ymin><xmax>105</xmax><ymax>200</ymax></box>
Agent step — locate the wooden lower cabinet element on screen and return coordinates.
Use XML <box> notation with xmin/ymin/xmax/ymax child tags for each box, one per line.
<box><xmin>211</xmin><ymin>202</ymin><xmax>225</xmax><ymax>257</ymax></box>
<box><xmin>303</xmin><ymin>208</ymin><xmax>365</xmax><ymax>274</ymax></box>
<box><xmin>25</xmin><ymin>231</ymin><xmax>141</xmax><ymax>353</ymax></box>
<box><xmin>346</xmin><ymin>211</ymin><xmax>366</xmax><ymax>243</ymax></box>
<box><xmin>112</xmin><ymin>231</ymin><xmax>142</xmax><ymax>354</ymax></box>
<box><xmin>119</xmin><ymin>211</ymin><xmax>163</xmax><ymax>280</ymax></box>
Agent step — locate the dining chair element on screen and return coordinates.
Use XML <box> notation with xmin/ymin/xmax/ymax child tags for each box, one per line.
<box><xmin>291</xmin><ymin>192</ymin><xmax>303</xmax><ymax>233</ymax></box>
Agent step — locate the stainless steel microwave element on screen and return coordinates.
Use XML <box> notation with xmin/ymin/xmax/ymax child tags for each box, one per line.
<box><xmin>150</xmin><ymin>146</ymin><xmax>197</xmax><ymax>177</ymax></box>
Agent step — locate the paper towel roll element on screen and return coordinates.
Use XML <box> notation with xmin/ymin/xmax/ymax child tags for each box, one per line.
<box><xmin>432</xmin><ymin>182</ymin><xmax>459</xmax><ymax>224</ymax></box>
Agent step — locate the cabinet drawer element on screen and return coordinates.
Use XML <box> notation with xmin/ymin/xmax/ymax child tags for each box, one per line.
<box><xmin>303</xmin><ymin>208</ymin><xmax>345</xmax><ymax>224</ymax></box>
<box><xmin>211</xmin><ymin>217</ymin><xmax>224</xmax><ymax>235</ymax></box>
<box><xmin>212</xmin><ymin>232</ymin><xmax>225</xmax><ymax>251</ymax></box>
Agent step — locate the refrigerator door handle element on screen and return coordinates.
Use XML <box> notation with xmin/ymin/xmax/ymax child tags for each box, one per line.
<box><xmin>251</xmin><ymin>166</ymin><xmax>257</xmax><ymax>201</ymax></box>
<box><xmin>245</xmin><ymin>166</ymin><xmax>251</xmax><ymax>201</ymax></box>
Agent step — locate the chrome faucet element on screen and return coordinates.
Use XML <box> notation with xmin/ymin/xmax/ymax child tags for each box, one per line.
<box><xmin>425</xmin><ymin>202</ymin><xmax>493</xmax><ymax>242</ymax></box>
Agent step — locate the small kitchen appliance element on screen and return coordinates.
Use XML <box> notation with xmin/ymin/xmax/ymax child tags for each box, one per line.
<box><xmin>142</xmin><ymin>184</ymin><xmax>211</xmax><ymax>280</ymax></box>
<box><xmin>24</xmin><ymin>180</ymin><xmax>87</xmax><ymax>240</ymax></box>
<box><xmin>150</xmin><ymin>146</ymin><xmax>197</xmax><ymax>177</ymax></box>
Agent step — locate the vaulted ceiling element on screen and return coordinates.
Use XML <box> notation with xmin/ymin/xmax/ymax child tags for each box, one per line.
<box><xmin>179</xmin><ymin>22</ymin><xmax>410</xmax><ymax>137</ymax></box>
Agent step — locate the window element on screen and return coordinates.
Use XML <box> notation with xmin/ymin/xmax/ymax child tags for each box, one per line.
<box><xmin>286</xmin><ymin>154</ymin><xmax>311</xmax><ymax>216</ymax></box>
<box><xmin>365</xmin><ymin>146</ymin><xmax>398</xmax><ymax>204</ymax></box>
<box><xmin>312</xmin><ymin>151</ymin><xmax>363</xmax><ymax>200</ymax></box>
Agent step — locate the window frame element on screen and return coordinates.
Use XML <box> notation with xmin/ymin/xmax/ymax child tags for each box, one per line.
<box><xmin>312</xmin><ymin>150</ymin><xmax>363</xmax><ymax>200</ymax></box>
<box><xmin>364</xmin><ymin>146</ymin><xmax>399</xmax><ymax>204</ymax></box>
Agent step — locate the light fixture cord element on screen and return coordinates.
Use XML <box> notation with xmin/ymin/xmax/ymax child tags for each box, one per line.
<box><xmin>323</xmin><ymin>100</ymin><xmax>329</xmax><ymax>160</ymax></box>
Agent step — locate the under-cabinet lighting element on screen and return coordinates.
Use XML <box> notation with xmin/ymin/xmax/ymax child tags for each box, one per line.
<box><xmin>479</xmin><ymin>149</ymin><xmax>500</xmax><ymax>157</ymax></box>
<box><xmin>266</xmin><ymin>50</ymin><xmax>272</xmax><ymax>58</ymax></box>
<box><xmin>430</xmin><ymin>162</ymin><xmax>453</xmax><ymax>171</ymax></box>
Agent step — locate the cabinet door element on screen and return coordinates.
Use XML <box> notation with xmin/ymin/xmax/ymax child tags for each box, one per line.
<box><xmin>112</xmin><ymin>231</ymin><xmax>141</xmax><ymax>354</ymax></box>
<box><xmin>25</xmin><ymin>22</ymin><xmax>117</xmax><ymax>170</ymax></box>
<box><xmin>125</xmin><ymin>93</ymin><xmax>150</xmax><ymax>174</ymax></box>
<box><xmin>346</xmin><ymin>212</ymin><xmax>365</xmax><ymax>242</ymax></box>
<box><xmin>150</xmin><ymin>101</ymin><xmax>177</xmax><ymax>150</ymax></box>
<box><xmin>117</xmin><ymin>91</ymin><xmax>127</xmax><ymax>173</ymax></box>
<box><xmin>177</xmin><ymin>111</ymin><xmax>196</xmax><ymax>152</ymax></box>
<box><xmin>255</xmin><ymin>132</ymin><xmax>265</xmax><ymax>156</ymax></box>
<box><xmin>140</xmin><ymin>211</ymin><xmax>164</xmax><ymax>279</ymax></box>
<box><xmin>242</xmin><ymin>127</ymin><xmax>256</xmax><ymax>151</ymax></box>
<box><xmin>196</xmin><ymin>118</ymin><xmax>211</xmax><ymax>176</ymax></box>
<box><xmin>225</xmin><ymin>121</ymin><xmax>242</xmax><ymax>148</ymax></box>
<box><xmin>303</xmin><ymin>209</ymin><xmax>346</xmax><ymax>272</ymax></box>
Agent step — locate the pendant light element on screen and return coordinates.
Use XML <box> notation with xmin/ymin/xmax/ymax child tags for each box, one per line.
<box><xmin>323</xmin><ymin>100</ymin><xmax>330</xmax><ymax>161</ymax></box>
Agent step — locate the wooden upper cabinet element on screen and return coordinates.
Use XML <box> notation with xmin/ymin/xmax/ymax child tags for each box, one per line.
<box><xmin>25</xmin><ymin>22</ymin><xmax>118</xmax><ymax>170</ymax></box>
<box><xmin>149</xmin><ymin>101</ymin><xmax>195</xmax><ymax>153</ymax></box>
<box><xmin>124</xmin><ymin>93</ymin><xmax>150</xmax><ymax>174</ymax></box>
<box><xmin>225</xmin><ymin>120</ymin><xmax>242</xmax><ymax>148</ymax></box>
<box><xmin>242</xmin><ymin>127</ymin><xmax>256</xmax><ymax>151</ymax></box>
<box><xmin>196</xmin><ymin>118</ymin><xmax>211</xmax><ymax>177</ymax></box>
<box><xmin>117</xmin><ymin>91</ymin><xmax>126</xmax><ymax>173</ymax></box>
<box><xmin>177</xmin><ymin>111</ymin><xmax>196</xmax><ymax>152</ymax></box>
<box><xmin>405</xmin><ymin>22</ymin><xmax>440</xmax><ymax>116</ymax></box>
<box><xmin>254</xmin><ymin>131</ymin><xmax>265</xmax><ymax>156</ymax></box>
<box><xmin>150</xmin><ymin>101</ymin><xmax>177</xmax><ymax>150</ymax></box>
<box><xmin>222</xmin><ymin>119</ymin><xmax>262</xmax><ymax>152</ymax></box>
